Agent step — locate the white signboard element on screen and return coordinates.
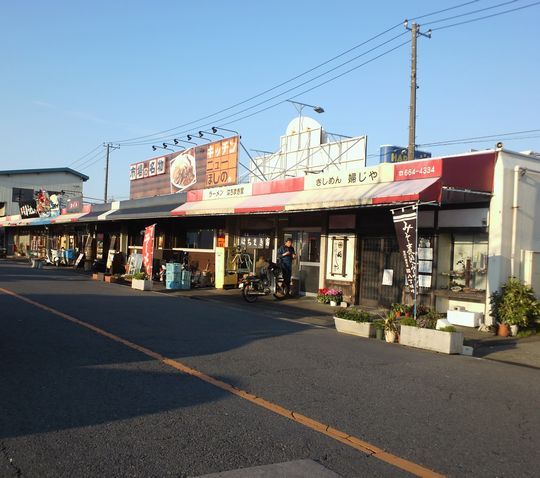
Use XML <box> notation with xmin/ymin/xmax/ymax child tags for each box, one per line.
<box><xmin>304</xmin><ymin>165</ymin><xmax>382</xmax><ymax>191</ymax></box>
<box><xmin>203</xmin><ymin>183</ymin><xmax>253</xmax><ymax>201</ymax></box>
<box><xmin>382</xmin><ymin>269</ymin><xmax>394</xmax><ymax>286</ymax></box>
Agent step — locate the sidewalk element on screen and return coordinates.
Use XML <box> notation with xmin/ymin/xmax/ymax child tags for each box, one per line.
<box><xmin>152</xmin><ymin>282</ymin><xmax>540</xmax><ymax>369</ymax></box>
<box><xmin>3</xmin><ymin>258</ymin><xmax>538</xmax><ymax>369</ymax></box>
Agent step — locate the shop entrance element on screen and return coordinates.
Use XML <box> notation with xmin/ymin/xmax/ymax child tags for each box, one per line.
<box><xmin>359</xmin><ymin>237</ymin><xmax>405</xmax><ymax>307</ymax></box>
<box><xmin>284</xmin><ymin>229</ymin><xmax>321</xmax><ymax>295</ymax></box>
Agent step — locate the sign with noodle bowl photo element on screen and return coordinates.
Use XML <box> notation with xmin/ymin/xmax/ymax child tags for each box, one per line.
<box><xmin>128</xmin><ymin>136</ymin><xmax>239</xmax><ymax>199</ymax></box>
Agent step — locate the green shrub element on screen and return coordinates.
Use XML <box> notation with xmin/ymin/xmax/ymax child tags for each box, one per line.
<box><xmin>417</xmin><ymin>309</ymin><xmax>440</xmax><ymax>329</ymax></box>
<box><xmin>438</xmin><ymin>326</ymin><xmax>457</xmax><ymax>333</ymax></box>
<box><xmin>335</xmin><ymin>307</ymin><xmax>372</xmax><ymax>322</ymax></box>
<box><xmin>490</xmin><ymin>277</ymin><xmax>540</xmax><ymax>327</ymax></box>
<box><xmin>133</xmin><ymin>272</ymin><xmax>148</xmax><ymax>280</ymax></box>
<box><xmin>400</xmin><ymin>317</ymin><xmax>418</xmax><ymax>327</ymax></box>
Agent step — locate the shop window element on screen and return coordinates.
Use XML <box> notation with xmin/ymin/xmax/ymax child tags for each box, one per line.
<box><xmin>439</xmin><ymin>232</ymin><xmax>488</xmax><ymax>292</ymax></box>
<box><xmin>180</xmin><ymin>229</ymin><xmax>215</xmax><ymax>250</ymax></box>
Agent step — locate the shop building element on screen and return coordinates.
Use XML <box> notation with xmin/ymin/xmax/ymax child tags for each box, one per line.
<box><xmin>0</xmin><ymin>167</ymin><xmax>88</xmax><ymax>255</ymax></box>
<box><xmin>2</xmin><ymin>147</ymin><xmax>539</xmax><ymax>325</ymax></box>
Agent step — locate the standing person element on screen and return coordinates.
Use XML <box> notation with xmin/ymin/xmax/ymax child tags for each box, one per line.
<box><xmin>277</xmin><ymin>238</ymin><xmax>296</xmax><ymax>296</ymax></box>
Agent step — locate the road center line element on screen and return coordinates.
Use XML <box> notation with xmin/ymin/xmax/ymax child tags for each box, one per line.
<box><xmin>0</xmin><ymin>286</ymin><xmax>444</xmax><ymax>478</ymax></box>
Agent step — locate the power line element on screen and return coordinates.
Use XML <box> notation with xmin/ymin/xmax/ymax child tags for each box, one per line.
<box><xmin>424</xmin><ymin>0</ymin><xmax>520</xmax><ymax>26</ymax></box>
<box><xmin>422</xmin><ymin>135</ymin><xmax>540</xmax><ymax>148</ymax></box>
<box><xmin>116</xmin><ymin>31</ymin><xmax>409</xmax><ymax>146</ymax></box>
<box><xmin>411</xmin><ymin>0</ymin><xmax>481</xmax><ymax>20</ymax></box>
<box><xmin>79</xmin><ymin>151</ymin><xmax>107</xmax><ymax>171</ymax></box>
<box><xmin>418</xmin><ymin>129</ymin><xmax>540</xmax><ymax>147</ymax></box>
<box><xmin>119</xmin><ymin>37</ymin><xmax>411</xmax><ymax>147</ymax></box>
<box><xmin>68</xmin><ymin>144</ymin><xmax>103</xmax><ymax>167</ymax></box>
<box><xmin>111</xmin><ymin>1</ymin><xmax>482</xmax><ymax>145</ymax></box>
<box><xmin>75</xmin><ymin>148</ymin><xmax>106</xmax><ymax>169</ymax></box>
<box><xmin>431</xmin><ymin>0</ymin><xmax>540</xmax><ymax>30</ymax></box>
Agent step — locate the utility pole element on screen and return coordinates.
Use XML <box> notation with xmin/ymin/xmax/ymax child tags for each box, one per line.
<box><xmin>404</xmin><ymin>20</ymin><xmax>431</xmax><ymax>162</ymax></box>
<box><xmin>103</xmin><ymin>143</ymin><xmax>120</xmax><ymax>203</ymax></box>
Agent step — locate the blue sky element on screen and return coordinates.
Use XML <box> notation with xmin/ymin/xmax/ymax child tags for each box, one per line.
<box><xmin>1</xmin><ymin>0</ymin><xmax>539</xmax><ymax>201</ymax></box>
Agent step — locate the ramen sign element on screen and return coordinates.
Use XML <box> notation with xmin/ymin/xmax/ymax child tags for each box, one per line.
<box><xmin>129</xmin><ymin>136</ymin><xmax>239</xmax><ymax>199</ymax></box>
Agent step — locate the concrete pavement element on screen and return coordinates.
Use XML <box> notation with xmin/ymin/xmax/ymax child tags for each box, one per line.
<box><xmin>2</xmin><ymin>260</ymin><xmax>540</xmax><ymax>477</ymax></box>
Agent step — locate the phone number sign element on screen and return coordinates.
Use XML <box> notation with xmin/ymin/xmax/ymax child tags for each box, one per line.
<box><xmin>394</xmin><ymin>159</ymin><xmax>442</xmax><ymax>181</ymax></box>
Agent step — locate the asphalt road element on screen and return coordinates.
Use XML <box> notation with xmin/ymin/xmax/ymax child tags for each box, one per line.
<box><xmin>0</xmin><ymin>262</ymin><xmax>538</xmax><ymax>477</ymax></box>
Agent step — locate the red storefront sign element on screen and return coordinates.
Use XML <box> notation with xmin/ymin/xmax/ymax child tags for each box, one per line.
<box><xmin>394</xmin><ymin>159</ymin><xmax>442</xmax><ymax>181</ymax></box>
<box><xmin>142</xmin><ymin>224</ymin><xmax>156</xmax><ymax>278</ymax></box>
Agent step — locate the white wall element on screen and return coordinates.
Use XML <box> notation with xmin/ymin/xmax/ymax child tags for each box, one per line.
<box><xmin>486</xmin><ymin>150</ymin><xmax>540</xmax><ymax>322</ymax></box>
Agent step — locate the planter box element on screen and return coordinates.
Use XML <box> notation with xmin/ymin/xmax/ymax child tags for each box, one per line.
<box><xmin>104</xmin><ymin>275</ymin><xmax>119</xmax><ymax>283</ymax></box>
<box><xmin>400</xmin><ymin>324</ymin><xmax>464</xmax><ymax>354</ymax></box>
<box><xmin>131</xmin><ymin>279</ymin><xmax>153</xmax><ymax>291</ymax></box>
<box><xmin>334</xmin><ymin>316</ymin><xmax>375</xmax><ymax>338</ymax></box>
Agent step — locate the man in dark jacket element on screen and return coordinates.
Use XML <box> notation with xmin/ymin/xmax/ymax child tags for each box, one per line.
<box><xmin>277</xmin><ymin>238</ymin><xmax>296</xmax><ymax>295</ymax></box>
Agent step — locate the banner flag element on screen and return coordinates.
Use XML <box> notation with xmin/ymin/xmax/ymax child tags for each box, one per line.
<box><xmin>142</xmin><ymin>224</ymin><xmax>156</xmax><ymax>279</ymax></box>
<box><xmin>391</xmin><ymin>205</ymin><xmax>418</xmax><ymax>292</ymax></box>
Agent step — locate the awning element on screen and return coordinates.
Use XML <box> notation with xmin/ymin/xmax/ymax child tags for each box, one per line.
<box><xmin>51</xmin><ymin>212</ymin><xmax>89</xmax><ymax>223</ymax></box>
<box><xmin>285</xmin><ymin>183</ymin><xmax>381</xmax><ymax>212</ymax></box>
<box><xmin>106</xmin><ymin>203</ymin><xmax>178</xmax><ymax>221</ymax></box>
<box><xmin>172</xmin><ymin>196</ymin><xmax>245</xmax><ymax>216</ymax></box>
<box><xmin>371</xmin><ymin>177</ymin><xmax>441</xmax><ymax>204</ymax></box>
<box><xmin>1</xmin><ymin>215</ymin><xmax>52</xmax><ymax>227</ymax></box>
<box><xmin>441</xmin><ymin>186</ymin><xmax>492</xmax><ymax>204</ymax></box>
<box><xmin>170</xmin><ymin>178</ymin><xmax>441</xmax><ymax>217</ymax></box>
<box><xmin>234</xmin><ymin>191</ymin><xmax>300</xmax><ymax>213</ymax></box>
<box><xmin>77</xmin><ymin>210</ymin><xmax>108</xmax><ymax>222</ymax></box>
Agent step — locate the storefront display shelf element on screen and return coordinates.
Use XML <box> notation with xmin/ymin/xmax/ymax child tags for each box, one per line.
<box><xmin>434</xmin><ymin>289</ymin><xmax>485</xmax><ymax>302</ymax></box>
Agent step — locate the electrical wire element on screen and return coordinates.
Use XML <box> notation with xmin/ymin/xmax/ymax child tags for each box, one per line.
<box><xmin>410</xmin><ymin>0</ymin><xmax>481</xmax><ymax>21</ymax></box>
<box><xmin>423</xmin><ymin>0</ymin><xmax>520</xmax><ymax>26</ymax></box>
<box><xmin>421</xmin><ymin>135</ymin><xmax>540</xmax><ymax>148</ymax></box>
<box><xmin>75</xmin><ymin>149</ymin><xmax>105</xmax><ymax>169</ymax></box>
<box><xmin>76</xmin><ymin>0</ymin><xmax>539</xmax><ymax>166</ymax></box>
<box><xmin>111</xmin><ymin>1</ymin><xmax>484</xmax><ymax>145</ymax></box>
<box><xmin>431</xmin><ymin>0</ymin><xmax>540</xmax><ymax>30</ymax></box>
<box><xmin>118</xmin><ymin>36</ymin><xmax>410</xmax><ymax>148</ymax></box>
<box><xmin>68</xmin><ymin>144</ymin><xmax>103</xmax><ymax>167</ymax></box>
<box><xmin>220</xmin><ymin>40</ymin><xmax>412</xmax><ymax>130</ymax></box>
<box><xmin>78</xmin><ymin>152</ymin><xmax>106</xmax><ymax>171</ymax></box>
<box><xmin>117</xmin><ymin>32</ymin><xmax>409</xmax><ymax>146</ymax></box>
<box><xmin>418</xmin><ymin>129</ymin><xmax>540</xmax><ymax>147</ymax></box>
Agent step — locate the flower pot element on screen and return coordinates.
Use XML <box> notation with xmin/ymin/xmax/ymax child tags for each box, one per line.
<box><xmin>340</xmin><ymin>301</ymin><xmax>348</xmax><ymax>308</ymax></box>
<box><xmin>510</xmin><ymin>324</ymin><xmax>519</xmax><ymax>337</ymax></box>
<box><xmin>375</xmin><ymin>328</ymin><xmax>384</xmax><ymax>340</ymax></box>
<box><xmin>330</xmin><ymin>300</ymin><xmax>337</xmax><ymax>307</ymax></box>
<box><xmin>385</xmin><ymin>330</ymin><xmax>397</xmax><ymax>343</ymax></box>
<box><xmin>498</xmin><ymin>323</ymin><xmax>510</xmax><ymax>337</ymax></box>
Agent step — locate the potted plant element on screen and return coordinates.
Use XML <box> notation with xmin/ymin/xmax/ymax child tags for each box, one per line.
<box><xmin>490</xmin><ymin>277</ymin><xmax>540</xmax><ymax>337</ymax></box>
<box><xmin>333</xmin><ymin>308</ymin><xmax>374</xmax><ymax>338</ymax></box>
<box><xmin>373</xmin><ymin>319</ymin><xmax>385</xmax><ymax>340</ymax></box>
<box><xmin>384</xmin><ymin>312</ymin><xmax>398</xmax><ymax>343</ymax></box>
<box><xmin>317</xmin><ymin>288</ymin><xmax>343</xmax><ymax>306</ymax></box>
<box><xmin>131</xmin><ymin>271</ymin><xmax>153</xmax><ymax>291</ymax></box>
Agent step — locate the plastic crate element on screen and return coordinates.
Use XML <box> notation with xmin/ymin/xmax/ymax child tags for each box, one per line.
<box><xmin>166</xmin><ymin>281</ymin><xmax>182</xmax><ymax>290</ymax></box>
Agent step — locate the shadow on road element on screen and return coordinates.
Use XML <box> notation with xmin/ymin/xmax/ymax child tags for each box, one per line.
<box><xmin>0</xmin><ymin>262</ymin><xmax>312</xmax><ymax>439</ymax></box>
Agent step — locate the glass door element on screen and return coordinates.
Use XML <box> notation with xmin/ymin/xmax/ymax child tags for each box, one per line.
<box><xmin>284</xmin><ymin>230</ymin><xmax>321</xmax><ymax>295</ymax></box>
